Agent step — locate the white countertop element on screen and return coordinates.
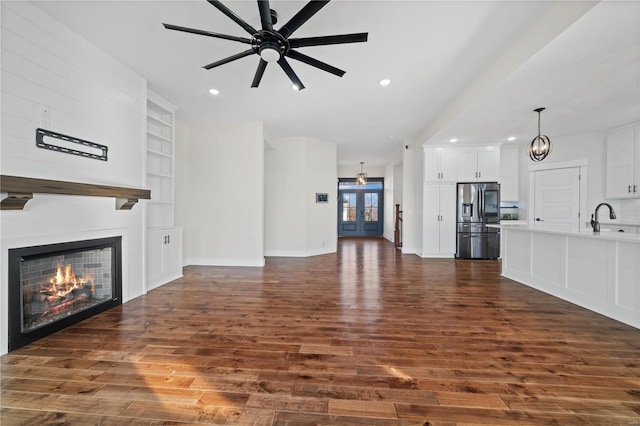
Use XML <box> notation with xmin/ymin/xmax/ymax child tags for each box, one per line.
<box><xmin>488</xmin><ymin>223</ymin><xmax>640</xmax><ymax>243</ymax></box>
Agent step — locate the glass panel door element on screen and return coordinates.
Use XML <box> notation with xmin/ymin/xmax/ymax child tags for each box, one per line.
<box><xmin>338</xmin><ymin>180</ymin><xmax>384</xmax><ymax>237</ymax></box>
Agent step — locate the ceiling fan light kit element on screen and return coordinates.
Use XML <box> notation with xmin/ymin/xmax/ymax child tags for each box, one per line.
<box><xmin>163</xmin><ymin>0</ymin><xmax>368</xmax><ymax>90</ymax></box>
<box><xmin>528</xmin><ymin>107</ymin><xmax>552</xmax><ymax>162</ymax></box>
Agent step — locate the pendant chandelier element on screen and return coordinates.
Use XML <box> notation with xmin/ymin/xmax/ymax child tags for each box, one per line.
<box><xmin>356</xmin><ymin>162</ymin><xmax>368</xmax><ymax>185</ymax></box>
<box><xmin>528</xmin><ymin>107</ymin><xmax>552</xmax><ymax>162</ymax></box>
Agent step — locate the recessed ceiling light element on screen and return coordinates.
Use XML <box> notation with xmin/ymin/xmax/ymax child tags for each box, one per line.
<box><xmin>449</xmin><ymin>138</ymin><xmax>458</xmax><ymax>143</ymax></box>
<box><xmin>208</xmin><ymin>88</ymin><xmax>220</xmax><ymax>95</ymax></box>
<box><xmin>379</xmin><ymin>79</ymin><xmax>391</xmax><ymax>87</ymax></box>
<box><xmin>508</xmin><ymin>136</ymin><xmax>517</xmax><ymax>141</ymax></box>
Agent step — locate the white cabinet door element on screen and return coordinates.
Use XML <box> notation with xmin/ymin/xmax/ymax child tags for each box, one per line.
<box><xmin>146</xmin><ymin>229</ymin><xmax>165</xmax><ymax>285</ymax></box>
<box><xmin>164</xmin><ymin>227</ymin><xmax>183</xmax><ymax>279</ymax></box>
<box><xmin>477</xmin><ymin>149</ymin><xmax>500</xmax><ymax>181</ymax></box>
<box><xmin>423</xmin><ymin>183</ymin><xmax>441</xmax><ymax>253</ymax></box>
<box><xmin>424</xmin><ymin>148</ymin><xmax>458</xmax><ymax>182</ymax></box>
<box><xmin>457</xmin><ymin>149</ymin><xmax>478</xmax><ymax>181</ymax></box>
<box><xmin>439</xmin><ymin>183</ymin><xmax>457</xmax><ymax>254</ymax></box>
<box><xmin>634</xmin><ymin>126</ymin><xmax>640</xmax><ymax>196</ymax></box>
<box><xmin>147</xmin><ymin>226</ymin><xmax>183</xmax><ymax>290</ymax></box>
<box><xmin>606</xmin><ymin>126</ymin><xmax>637</xmax><ymax>199</ymax></box>
<box><xmin>439</xmin><ymin>150</ymin><xmax>457</xmax><ymax>181</ymax></box>
<box><xmin>424</xmin><ymin>149</ymin><xmax>441</xmax><ymax>182</ymax></box>
<box><xmin>457</xmin><ymin>148</ymin><xmax>500</xmax><ymax>181</ymax></box>
<box><xmin>422</xmin><ymin>183</ymin><xmax>456</xmax><ymax>256</ymax></box>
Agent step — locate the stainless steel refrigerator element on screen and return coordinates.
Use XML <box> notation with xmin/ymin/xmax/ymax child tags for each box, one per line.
<box><xmin>456</xmin><ymin>182</ymin><xmax>500</xmax><ymax>259</ymax></box>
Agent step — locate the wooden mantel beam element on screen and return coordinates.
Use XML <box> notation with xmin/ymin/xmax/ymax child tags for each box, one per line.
<box><xmin>0</xmin><ymin>175</ymin><xmax>151</xmax><ymax>211</ymax></box>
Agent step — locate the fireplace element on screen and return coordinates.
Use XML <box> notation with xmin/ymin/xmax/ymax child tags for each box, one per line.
<box><xmin>8</xmin><ymin>236</ymin><xmax>122</xmax><ymax>351</ymax></box>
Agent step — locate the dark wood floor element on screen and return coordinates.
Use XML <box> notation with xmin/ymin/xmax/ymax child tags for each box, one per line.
<box><xmin>2</xmin><ymin>238</ymin><xmax>640</xmax><ymax>425</ymax></box>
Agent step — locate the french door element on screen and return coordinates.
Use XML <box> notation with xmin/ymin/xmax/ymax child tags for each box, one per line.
<box><xmin>338</xmin><ymin>179</ymin><xmax>384</xmax><ymax>237</ymax></box>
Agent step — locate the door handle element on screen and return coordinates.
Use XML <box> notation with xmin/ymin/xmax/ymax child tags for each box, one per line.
<box><xmin>629</xmin><ymin>185</ymin><xmax>633</xmax><ymax>193</ymax></box>
<box><xmin>536</xmin><ymin>218</ymin><xmax>544</xmax><ymax>222</ymax></box>
<box><xmin>635</xmin><ymin>185</ymin><xmax>638</xmax><ymax>193</ymax></box>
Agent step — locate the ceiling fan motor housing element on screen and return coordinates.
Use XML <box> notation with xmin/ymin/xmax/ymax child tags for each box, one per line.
<box><xmin>163</xmin><ymin>0</ymin><xmax>368</xmax><ymax>89</ymax></box>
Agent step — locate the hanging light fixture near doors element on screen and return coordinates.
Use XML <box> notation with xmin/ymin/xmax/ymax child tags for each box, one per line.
<box><xmin>356</xmin><ymin>162</ymin><xmax>368</xmax><ymax>185</ymax></box>
<box><xmin>528</xmin><ymin>107</ymin><xmax>552</xmax><ymax>161</ymax></box>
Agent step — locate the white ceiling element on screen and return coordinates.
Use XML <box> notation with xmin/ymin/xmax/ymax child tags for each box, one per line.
<box><xmin>32</xmin><ymin>0</ymin><xmax>640</xmax><ymax>167</ymax></box>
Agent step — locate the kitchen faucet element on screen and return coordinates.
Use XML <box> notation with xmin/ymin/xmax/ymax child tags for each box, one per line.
<box><xmin>590</xmin><ymin>202</ymin><xmax>616</xmax><ymax>232</ymax></box>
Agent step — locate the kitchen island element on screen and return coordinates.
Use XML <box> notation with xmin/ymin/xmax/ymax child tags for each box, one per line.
<box><xmin>490</xmin><ymin>223</ymin><xmax>640</xmax><ymax>328</ymax></box>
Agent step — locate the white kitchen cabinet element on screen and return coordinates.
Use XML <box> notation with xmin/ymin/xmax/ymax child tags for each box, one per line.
<box><xmin>500</xmin><ymin>144</ymin><xmax>520</xmax><ymax>201</ymax></box>
<box><xmin>147</xmin><ymin>226</ymin><xmax>183</xmax><ymax>290</ymax></box>
<box><xmin>422</xmin><ymin>183</ymin><xmax>456</xmax><ymax>257</ymax></box>
<box><xmin>605</xmin><ymin>124</ymin><xmax>639</xmax><ymax>199</ymax></box>
<box><xmin>457</xmin><ymin>147</ymin><xmax>500</xmax><ymax>182</ymax></box>
<box><xmin>424</xmin><ymin>148</ymin><xmax>457</xmax><ymax>182</ymax></box>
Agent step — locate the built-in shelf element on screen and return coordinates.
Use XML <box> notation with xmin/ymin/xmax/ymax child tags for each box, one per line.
<box><xmin>147</xmin><ymin>171</ymin><xmax>173</xmax><ymax>179</ymax></box>
<box><xmin>147</xmin><ymin>148</ymin><xmax>173</xmax><ymax>158</ymax></box>
<box><xmin>146</xmin><ymin>114</ymin><xmax>172</xmax><ymax>128</ymax></box>
<box><xmin>0</xmin><ymin>175</ymin><xmax>151</xmax><ymax>211</ymax></box>
<box><xmin>147</xmin><ymin>131</ymin><xmax>172</xmax><ymax>144</ymax></box>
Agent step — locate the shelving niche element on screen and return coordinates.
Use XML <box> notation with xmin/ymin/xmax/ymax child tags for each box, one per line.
<box><xmin>146</xmin><ymin>91</ymin><xmax>182</xmax><ymax>290</ymax></box>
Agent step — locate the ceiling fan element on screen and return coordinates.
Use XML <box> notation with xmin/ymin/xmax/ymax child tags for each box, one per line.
<box><xmin>163</xmin><ymin>0</ymin><xmax>368</xmax><ymax>90</ymax></box>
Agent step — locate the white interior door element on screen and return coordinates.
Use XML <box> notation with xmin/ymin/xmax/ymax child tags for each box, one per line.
<box><xmin>533</xmin><ymin>167</ymin><xmax>580</xmax><ymax>230</ymax></box>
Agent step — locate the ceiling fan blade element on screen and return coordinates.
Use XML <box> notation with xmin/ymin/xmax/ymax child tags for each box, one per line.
<box><xmin>163</xmin><ymin>23</ymin><xmax>252</xmax><ymax>44</ymax></box>
<box><xmin>257</xmin><ymin>0</ymin><xmax>273</xmax><ymax>31</ymax></box>
<box><xmin>203</xmin><ymin>49</ymin><xmax>255</xmax><ymax>70</ymax></box>
<box><xmin>277</xmin><ymin>57</ymin><xmax>305</xmax><ymax>90</ymax></box>
<box><xmin>207</xmin><ymin>0</ymin><xmax>258</xmax><ymax>35</ymax></box>
<box><xmin>251</xmin><ymin>59</ymin><xmax>268</xmax><ymax>87</ymax></box>
<box><xmin>289</xmin><ymin>32</ymin><xmax>368</xmax><ymax>48</ymax></box>
<box><xmin>278</xmin><ymin>0</ymin><xmax>330</xmax><ymax>39</ymax></box>
<box><xmin>286</xmin><ymin>50</ymin><xmax>345</xmax><ymax>77</ymax></box>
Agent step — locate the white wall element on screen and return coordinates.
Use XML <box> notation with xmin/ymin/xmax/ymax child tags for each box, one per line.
<box><xmin>383</xmin><ymin>156</ymin><xmax>403</xmax><ymax>243</ymax></box>
<box><xmin>338</xmin><ymin>164</ymin><xmax>385</xmax><ymax>179</ymax></box>
<box><xmin>264</xmin><ymin>136</ymin><xmax>337</xmax><ymax>256</ymax></box>
<box><xmin>0</xmin><ymin>2</ymin><xmax>147</xmax><ymax>354</ymax></box>
<box><xmin>401</xmin><ymin>143</ymin><xmax>423</xmax><ymax>255</ymax></box>
<box><xmin>176</xmin><ymin>122</ymin><xmax>265</xmax><ymax>267</ymax></box>
<box><xmin>174</xmin><ymin>114</ymin><xmax>191</xmax><ymax>262</ymax></box>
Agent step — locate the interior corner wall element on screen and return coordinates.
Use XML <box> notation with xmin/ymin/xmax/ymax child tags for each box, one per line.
<box><xmin>179</xmin><ymin>121</ymin><xmax>265</xmax><ymax>267</ymax></box>
<box><xmin>173</xmin><ymin>114</ymin><xmax>191</xmax><ymax>263</ymax></box>
<box><xmin>401</xmin><ymin>143</ymin><xmax>423</xmax><ymax>255</ymax></box>
<box><xmin>0</xmin><ymin>2</ymin><xmax>147</xmax><ymax>355</ymax></box>
<box><xmin>264</xmin><ymin>137</ymin><xmax>337</xmax><ymax>257</ymax></box>
<box><xmin>383</xmin><ymin>162</ymin><xmax>396</xmax><ymax>242</ymax></box>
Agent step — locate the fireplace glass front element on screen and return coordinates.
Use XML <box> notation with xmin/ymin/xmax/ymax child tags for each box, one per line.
<box><xmin>8</xmin><ymin>236</ymin><xmax>122</xmax><ymax>351</ymax></box>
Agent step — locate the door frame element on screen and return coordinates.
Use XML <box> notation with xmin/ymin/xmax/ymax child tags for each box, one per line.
<box><xmin>337</xmin><ymin>178</ymin><xmax>384</xmax><ymax>237</ymax></box>
<box><xmin>528</xmin><ymin>159</ymin><xmax>588</xmax><ymax>229</ymax></box>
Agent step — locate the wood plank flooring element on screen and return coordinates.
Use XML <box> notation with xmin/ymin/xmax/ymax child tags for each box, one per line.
<box><xmin>2</xmin><ymin>237</ymin><xmax>640</xmax><ymax>425</ymax></box>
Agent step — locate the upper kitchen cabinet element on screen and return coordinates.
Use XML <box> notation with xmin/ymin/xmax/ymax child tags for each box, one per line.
<box><xmin>457</xmin><ymin>147</ymin><xmax>500</xmax><ymax>182</ymax></box>
<box><xmin>424</xmin><ymin>147</ymin><xmax>457</xmax><ymax>182</ymax></box>
<box><xmin>606</xmin><ymin>124</ymin><xmax>639</xmax><ymax>199</ymax></box>
<box><xmin>500</xmin><ymin>144</ymin><xmax>520</xmax><ymax>201</ymax></box>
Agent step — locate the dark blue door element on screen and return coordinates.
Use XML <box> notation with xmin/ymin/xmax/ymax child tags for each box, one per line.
<box><xmin>338</xmin><ymin>179</ymin><xmax>383</xmax><ymax>237</ymax></box>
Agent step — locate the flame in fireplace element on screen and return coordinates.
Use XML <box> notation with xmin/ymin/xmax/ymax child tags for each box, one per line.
<box><xmin>44</xmin><ymin>264</ymin><xmax>94</xmax><ymax>298</ymax></box>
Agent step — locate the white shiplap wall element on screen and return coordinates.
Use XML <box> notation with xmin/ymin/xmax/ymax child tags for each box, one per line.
<box><xmin>0</xmin><ymin>2</ymin><xmax>148</xmax><ymax>354</ymax></box>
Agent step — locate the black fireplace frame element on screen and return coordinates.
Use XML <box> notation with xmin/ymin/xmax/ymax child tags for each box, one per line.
<box><xmin>8</xmin><ymin>236</ymin><xmax>122</xmax><ymax>351</ymax></box>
